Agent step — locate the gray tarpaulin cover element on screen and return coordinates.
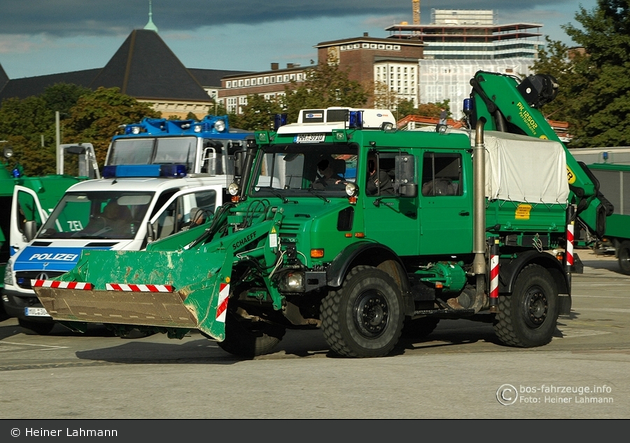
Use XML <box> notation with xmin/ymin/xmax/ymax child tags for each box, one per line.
<box><xmin>483</xmin><ymin>131</ymin><xmax>569</xmax><ymax>205</ymax></box>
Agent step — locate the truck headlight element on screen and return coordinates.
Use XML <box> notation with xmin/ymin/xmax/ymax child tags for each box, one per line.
<box><xmin>278</xmin><ymin>271</ymin><xmax>305</xmax><ymax>292</ymax></box>
<box><xmin>345</xmin><ymin>182</ymin><xmax>358</xmax><ymax>197</ymax></box>
<box><xmin>228</xmin><ymin>182</ymin><xmax>240</xmax><ymax>196</ymax></box>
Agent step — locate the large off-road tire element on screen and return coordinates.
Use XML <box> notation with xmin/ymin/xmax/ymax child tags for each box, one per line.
<box><xmin>321</xmin><ymin>265</ymin><xmax>404</xmax><ymax>358</ymax></box>
<box><xmin>617</xmin><ymin>241</ymin><xmax>630</xmax><ymax>275</ymax></box>
<box><xmin>401</xmin><ymin>317</ymin><xmax>440</xmax><ymax>339</ymax></box>
<box><xmin>493</xmin><ymin>264</ymin><xmax>559</xmax><ymax>347</ymax></box>
<box><xmin>216</xmin><ymin>311</ymin><xmax>286</xmax><ymax>359</ymax></box>
<box><xmin>18</xmin><ymin>318</ymin><xmax>55</xmax><ymax>335</ymax></box>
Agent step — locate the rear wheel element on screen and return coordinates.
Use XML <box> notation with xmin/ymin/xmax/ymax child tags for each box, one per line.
<box><xmin>18</xmin><ymin>318</ymin><xmax>55</xmax><ymax>335</ymax></box>
<box><xmin>617</xmin><ymin>241</ymin><xmax>630</xmax><ymax>275</ymax></box>
<box><xmin>216</xmin><ymin>310</ymin><xmax>286</xmax><ymax>358</ymax></box>
<box><xmin>493</xmin><ymin>264</ymin><xmax>559</xmax><ymax>347</ymax></box>
<box><xmin>321</xmin><ymin>265</ymin><xmax>404</xmax><ymax>357</ymax></box>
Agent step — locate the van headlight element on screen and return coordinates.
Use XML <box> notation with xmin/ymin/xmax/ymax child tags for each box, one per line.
<box><xmin>4</xmin><ymin>258</ymin><xmax>14</xmax><ymax>286</ymax></box>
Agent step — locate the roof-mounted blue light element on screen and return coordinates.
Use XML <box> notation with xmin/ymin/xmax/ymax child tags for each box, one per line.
<box><xmin>124</xmin><ymin>124</ymin><xmax>144</xmax><ymax>135</ymax></box>
<box><xmin>274</xmin><ymin>113</ymin><xmax>288</xmax><ymax>130</ymax></box>
<box><xmin>102</xmin><ymin>164</ymin><xmax>187</xmax><ymax>178</ymax></box>
<box><xmin>348</xmin><ymin>111</ymin><xmax>363</xmax><ymax>129</ymax></box>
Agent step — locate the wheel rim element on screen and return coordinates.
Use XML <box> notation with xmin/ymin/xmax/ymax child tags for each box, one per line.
<box><xmin>522</xmin><ymin>287</ymin><xmax>548</xmax><ymax>328</ymax></box>
<box><xmin>353</xmin><ymin>289</ymin><xmax>389</xmax><ymax>337</ymax></box>
<box><xmin>620</xmin><ymin>248</ymin><xmax>630</xmax><ymax>269</ymax></box>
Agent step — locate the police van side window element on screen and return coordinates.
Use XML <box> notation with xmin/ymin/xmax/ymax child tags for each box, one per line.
<box><xmin>421</xmin><ymin>153</ymin><xmax>462</xmax><ymax>197</ymax></box>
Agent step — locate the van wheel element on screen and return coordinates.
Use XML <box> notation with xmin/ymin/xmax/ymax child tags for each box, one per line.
<box><xmin>216</xmin><ymin>311</ymin><xmax>285</xmax><ymax>358</ymax></box>
<box><xmin>493</xmin><ymin>264</ymin><xmax>559</xmax><ymax>347</ymax></box>
<box><xmin>617</xmin><ymin>241</ymin><xmax>630</xmax><ymax>275</ymax></box>
<box><xmin>18</xmin><ymin>318</ymin><xmax>55</xmax><ymax>335</ymax></box>
<box><xmin>321</xmin><ymin>265</ymin><xmax>404</xmax><ymax>357</ymax></box>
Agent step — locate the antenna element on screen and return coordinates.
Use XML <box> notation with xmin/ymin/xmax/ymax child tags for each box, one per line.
<box><xmin>144</xmin><ymin>0</ymin><xmax>159</xmax><ymax>33</ymax></box>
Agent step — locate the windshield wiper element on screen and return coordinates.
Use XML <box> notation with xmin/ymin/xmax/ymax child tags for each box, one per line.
<box><xmin>307</xmin><ymin>187</ymin><xmax>331</xmax><ymax>203</ymax></box>
<box><xmin>258</xmin><ymin>186</ymin><xmax>294</xmax><ymax>204</ymax></box>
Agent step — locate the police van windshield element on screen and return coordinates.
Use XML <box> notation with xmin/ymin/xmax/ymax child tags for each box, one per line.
<box><xmin>252</xmin><ymin>143</ymin><xmax>357</xmax><ymax>196</ymax></box>
<box><xmin>108</xmin><ymin>137</ymin><xmax>197</xmax><ymax>172</ymax></box>
<box><xmin>38</xmin><ymin>192</ymin><xmax>154</xmax><ymax>240</ymax></box>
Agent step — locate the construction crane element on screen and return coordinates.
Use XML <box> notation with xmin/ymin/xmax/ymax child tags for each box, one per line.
<box><xmin>412</xmin><ymin>0</ymin><xmax>420</xmax><ymax>25</ymax></box>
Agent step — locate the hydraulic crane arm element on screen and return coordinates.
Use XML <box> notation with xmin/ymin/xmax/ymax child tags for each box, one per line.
<box><xmin>468</xmin><ymin>70</ymin><xmax>613</xmax><ymax>238</ymax></box>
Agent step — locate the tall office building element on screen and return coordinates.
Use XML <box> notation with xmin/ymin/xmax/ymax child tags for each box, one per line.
<box><xmin>386</xmin><ymin>9</ymin><xmax>544</xmax><ymax>119</ymax></box>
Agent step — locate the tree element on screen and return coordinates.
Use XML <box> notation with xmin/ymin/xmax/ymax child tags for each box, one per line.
<box><xmin>0</xmin><ymin>95</ymin><xmax>57</xmax><ymax>175</ymax></box>
<box><xmin>281</xmin><ymin>61</ymin><xmax>369</xmax><ymax>122</ymax></box>
<box><xmin>230</xmin><ymin>94</ymin><xmax>283</xmax><ymax>131</ymax></box>
<box><xmin>559</xmin><ymin>0</ymin><xmax>630</xmax><ymax>147</ymax></box>
<box><xmin>396</xmin><ymin>99</ymin><xmax>416</xmax><ymax>120</ymax></box>
<box><xmin>529</xmin><ymin>36</ymin><xmax>580</xmax><ymax>123</ymax></box>
<box><xmin>371</xmin><ymin>81</ymin><xmax>402</xmax><ymax>110</ymax></box>
<box><xmin>63</xmin><ymin>87</ymin><xmax>160</xmax><ymax>166</ymax></box>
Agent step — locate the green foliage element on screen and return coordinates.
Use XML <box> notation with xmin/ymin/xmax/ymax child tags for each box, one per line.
<box><xmin>230</xmin><ymin>94</ymin><xmax>283</xmax><ymax>131</ymax></box>
<box><xmin>59</xmin><ymin>87</ymin><xmax>160</xmax><ymax>167</ymax></box>
<box><xmin>281</xmin><ymin>63</ymin><xmax>369</xmax><ymax>122</ymax></box>
<box><xmin>557</xmin><ymin>0</ymin><xmax>630</xmax><ymax>147</ymax></box>
<box><xmin>0</xmin><ymin>85</ymin><xmax>160</xmax><ymax>175</ymax></box>
<box><xmin>395</xmin><ymin>99</ymin><xmax>416</xmax><ymax>120</ymax></box>
<box><xmin>416</xmin><ymin>100</ymin><xmax>451</xmax><ymax>119</ymax></box>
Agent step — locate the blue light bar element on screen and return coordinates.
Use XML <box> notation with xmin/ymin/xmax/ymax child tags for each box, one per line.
<box><xmin>103</xmin><ymin>165</ymin><xmax>161</xmax><ymax>178</ymax></box>
<box><xmin>160</xmin><ymin>164</ymin><xmax>187</xmax><ymax>177</ymax></box>
<box><xmin>103</xmin><ymin>164</ymin><xmax>186</xmax><ymax>178</ymax></box>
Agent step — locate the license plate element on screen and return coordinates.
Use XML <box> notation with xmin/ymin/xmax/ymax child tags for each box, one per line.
<box><xmin>24</xmin><ymin>307</ymin><xmax>50</xmax><ymax>317</ymax></box>
<box><xmin>294</xmin><ymin>133</ymin><xmax>325</xmax><ymax>143</ymax></box>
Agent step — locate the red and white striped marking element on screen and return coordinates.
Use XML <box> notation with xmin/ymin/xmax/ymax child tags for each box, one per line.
<box><xmin>105</xmin><ymin>283</ymin><xmax>174</xmax><ymax>292</ymax></box>
<box><xmin>489</xmin><ymin>253</ymin><xmax>499</xmax><ymax>300</ymax></box>
<box><xmin>566</xmin><ymin>220</ymin><xmax>575</xmax><ymax>267</ymax></box>
<box><xmin>31</xmin><ymin>279</ymin><xmax>93</xmax><ymax>290</ymax></box>
<box><xmin>215</xmin><ymin>282</ymin><xmax>230</xmax><ymax>323</ymax></box>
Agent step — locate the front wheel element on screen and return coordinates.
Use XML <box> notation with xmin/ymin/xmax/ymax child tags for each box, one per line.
<box><xmin>321</xmin><ymin>265</ymin><xmax>404</xmax><ymax>358</ymax></box>
<box><xmin>493</xmin><ymin>264</ymin><xmax>559</xmax><ymax>347</ymax></box>
<box><xmin>617</xmin><ymin>241</ymin><xmax>630</xmax><ymax>275</ymax></box>
<box><xmin>216</xmin><ymin>310</ymin><xmax>286</xmax><ymax>359</ymax></box>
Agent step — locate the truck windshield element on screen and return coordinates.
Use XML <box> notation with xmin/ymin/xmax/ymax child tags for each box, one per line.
<box><xmin>252</xmin><ymin>143</ymin><xmax>357</xmax><ymax>196</ymax></box>
<box><xmin>38</xmin><ymin>191</ymin><xmax>154</xmax><ymax>240</ymax></box>
<box><xmin>108</xmin><ymin>137</ymin><xmax>197</xmax><ymax>172</ymax></box>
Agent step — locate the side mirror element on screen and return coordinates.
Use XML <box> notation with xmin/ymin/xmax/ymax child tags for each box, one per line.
<box><xmin>233</xmin><ymin>150</ymin><xmax>246</xmax><ymax>177</ymax></box>
<box><xmin>395</xmin><ymin>154</ymin><xmax>416</xmax><ymax>197</ymax></box>
<box><xmin>24</xmin><ymin>220</ymin><xmax>38</xmax><ymax>242</ymax></box>
<box><xmin>146</xmin><ymin>222</ymin><xmax>155</xmax><ymax>243</ymax></box>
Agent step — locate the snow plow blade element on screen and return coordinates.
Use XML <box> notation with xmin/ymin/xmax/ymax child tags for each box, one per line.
<box><xmin>33</xmin><ymin>248</ymin><xmax>231</xmax><ymax>340</ymax></box>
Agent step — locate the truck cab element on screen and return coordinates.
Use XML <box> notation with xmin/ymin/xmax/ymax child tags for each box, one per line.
<box><xmin>1</xmin><ymin>144</ymin><xmax>99</xmax><ymax>320</ymax></box>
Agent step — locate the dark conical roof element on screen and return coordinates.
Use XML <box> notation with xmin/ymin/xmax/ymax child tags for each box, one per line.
<box><xmin>90</xmin><ymin>29</ymin><xmax>210</xmax><ymax>102</ymax></box>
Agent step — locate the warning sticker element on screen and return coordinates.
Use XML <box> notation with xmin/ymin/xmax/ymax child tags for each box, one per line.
<box><xmin>515</xmin><ymin>204</ymin><xmax>532</xmax><ymax>220</ymax></box>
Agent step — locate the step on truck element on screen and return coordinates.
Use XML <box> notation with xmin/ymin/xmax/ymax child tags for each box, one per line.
<box><xmin>1</xmin><ymin>143</ymin><xmax>99</xmax><ymax>321</ymax></box>
<box><xmin>34</xmin><ymin>71</ymin><xmax>613</xmax><ymax>357</ymax></box>
<box><xmin>3</xmin><ymin>115</ymin><xmax>254</xmax><ymax>334</ymax></box>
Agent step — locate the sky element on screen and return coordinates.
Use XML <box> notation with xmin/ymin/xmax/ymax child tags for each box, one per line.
<box><xmin>0</xmin><ymin>0</ymin><xmax>599</xmax><ymax>80</ymax></box>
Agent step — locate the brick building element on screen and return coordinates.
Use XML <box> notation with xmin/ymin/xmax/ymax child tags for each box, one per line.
<box><xmin>219</xmin><ymin>33</ymin><xmax>425</xmax><ymax>113</ymax></box>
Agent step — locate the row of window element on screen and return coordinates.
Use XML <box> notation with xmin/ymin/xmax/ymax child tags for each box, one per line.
<box><xmin>340</xmin><ymin>43</ymin><xmax>402</xmax><ymax>51</ymax></box>
<box><xmin>225</xmin><ymin>73</ymin><xmax>305</xmax><ymax>89</ymax></box>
